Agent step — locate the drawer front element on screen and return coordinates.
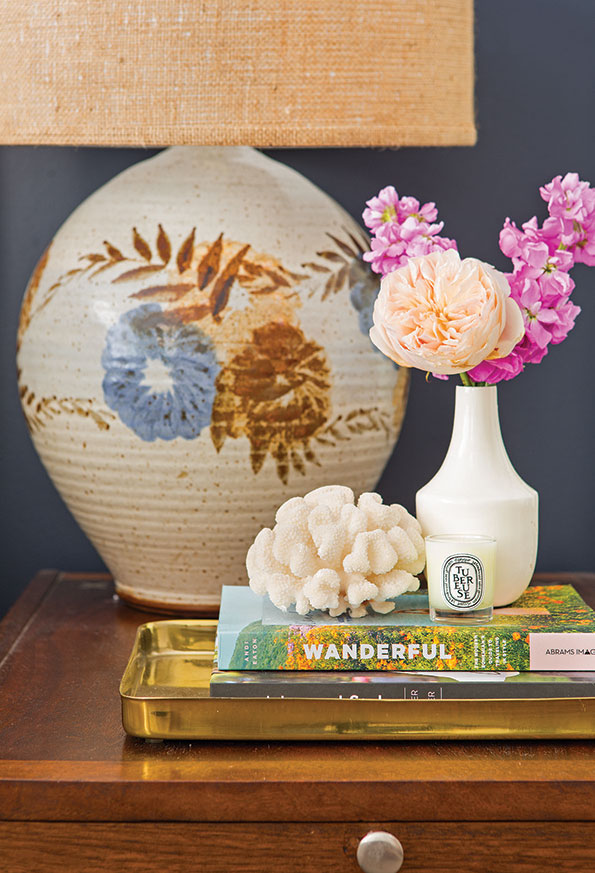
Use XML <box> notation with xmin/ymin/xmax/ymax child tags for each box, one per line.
<box><xmin>1</xmin><ymin>821</ymin><xmax>594</xmax><ymax>872</ymax></box>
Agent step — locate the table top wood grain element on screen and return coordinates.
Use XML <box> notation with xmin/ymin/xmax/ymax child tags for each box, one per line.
<box><xmin>1</xmin><ymin>571</ymin><xmax>594</xmax><ymax>824</ymax></box>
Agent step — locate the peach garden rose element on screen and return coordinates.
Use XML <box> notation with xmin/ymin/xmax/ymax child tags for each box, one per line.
<box><xmin>369</xmin><ymin>250</ymin><xmax>525</xmax><ymax>375</ymax></box>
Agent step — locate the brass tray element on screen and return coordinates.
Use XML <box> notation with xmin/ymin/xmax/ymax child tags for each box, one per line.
<box><xmin>120</xmin><ymin>620</ymin><xmax>595</xmax><ymax>741</ymax></box>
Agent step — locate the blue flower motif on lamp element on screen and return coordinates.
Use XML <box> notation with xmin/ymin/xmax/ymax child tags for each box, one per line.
<box><xmin>350</xmin><ymin>277</ymin><xmax>378</xmax><ymax>337</ymax></box>
<box><xmin>101</xmin><ymin>303</ymin><xmax>220</xmax><ymax>441</ymax></box>
<box><xmin>350</xmin><ymin>272</ymin><xmax>400</xmax><ymax>369</ymax></box>
<box><xmin>344</xmin><ymin>251</ymin><xmax>380</xmax><ymax>339</ymax></box>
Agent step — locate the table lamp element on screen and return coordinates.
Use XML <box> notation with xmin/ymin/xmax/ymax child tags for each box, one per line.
<box><xmin>4</xmin><ymin>0</ymin><xmax>476</xmax><ymax>613</ymax></box>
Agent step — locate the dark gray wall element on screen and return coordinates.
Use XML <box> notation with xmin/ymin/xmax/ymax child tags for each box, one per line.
<box><xmin>1</xmin><ymin>0</ymin><xmax>594</xmax><ymax>617</ymax></box>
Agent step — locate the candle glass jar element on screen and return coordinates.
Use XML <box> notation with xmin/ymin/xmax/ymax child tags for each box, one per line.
<box><xmin>425</xmin><ymin>534</ymin><xmax>496</xmax><ymax>625</ymax></box>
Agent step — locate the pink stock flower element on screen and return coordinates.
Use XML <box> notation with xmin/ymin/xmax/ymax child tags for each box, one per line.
<box><xmin>548</xmin><ymin>298</ymin><xmax>581</xmax><ymax>344</ymax></box>
<box><xmin>397</xmin><ymin>196</ymin><xmax>439</xmax><ymax>223</ymax></box>
<box><xmin>467</xmin><ymin>350</ymin><xmax>525</xmax><ymax>383</ymax></box>
<box><xmin>467</xmin><ymin>271</ymin><xmax>581</xmax><ymax>383</ymax></box>
<box><xmin>362</xmin><ymin>186</ymin><xmax>456</xmax><ymax>276</ymax></box>
<box><xmin>517</xmin><ymin>279</ymin><xmax>566</xmax><ymax>349</ymax></box>
<box><xmin>576</xmin><ymin>235</ymin><xmax>595</xmax><ymax>266</ymax></box>
<box><xmin>500</xmin><ymin>217</ymin><xmax>573</xmax><ymax>273</ymax></box>
<box><xmin>498</xmin><ymin>219</ymin><xmax>524</xmax><ymax>260</ymax></box>
<box><xmin>469</xmin><ymin>173</ymin><xmax>592</xmax><ymax>383</ymax></box>
<box><xmin>535</xmin><ymin>265</ymin><xmax>574</xmax><ymax>305</ymax></box>
<box><xmin>364</xmin><ymin>234</ymin><xmax>409</xmax><ymax>275</ymax></box>
<box><xmin>362</xmin><ymin>186</ymin><xmax>400</xmax><ymax>231</ymax></box>
<box><xmin>540</xmin><ymin>173</ymin><xmax>595</xmax><ymax>266</ymax></box>
<box><xmin>540</xmin><ymin>173</ymin><xmax>595</xmax><ymax>223</ymax></box>
<box><xmin>363</xmin><ymin>227</ymin><xmax>457</xmax><ymax>275</ymax></box>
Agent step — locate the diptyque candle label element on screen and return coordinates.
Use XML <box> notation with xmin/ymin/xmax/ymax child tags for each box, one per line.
<box><xmin>442</xmin><ymin>555</ymin><xmax>485</xmax><ymax>610</ymax></box>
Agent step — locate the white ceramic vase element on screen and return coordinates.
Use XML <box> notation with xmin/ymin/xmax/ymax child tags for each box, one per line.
<box><xmin>17</xmin><ymin>146</ymin><xmax>409</xmax><ymax>612</ymax></box>
<box><xmin>415</xmin><ymin>386</ymin><xmax>538</xmax><ymax>606</ymax></box>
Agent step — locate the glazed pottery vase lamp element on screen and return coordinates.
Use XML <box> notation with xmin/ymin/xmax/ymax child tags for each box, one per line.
<box><xmin>1</xmin><ymin>0</ymin><xmax>476</xmax><ymax>613</ymax></box>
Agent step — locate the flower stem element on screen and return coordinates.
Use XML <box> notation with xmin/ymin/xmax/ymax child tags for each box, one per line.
<box><xmin>460</xmin><ymin>372</ymin><xmax>476</xmax><ymax>387</ymax></box>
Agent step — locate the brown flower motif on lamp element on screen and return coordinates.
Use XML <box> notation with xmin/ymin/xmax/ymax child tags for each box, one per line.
<box><xmin>211</xmin><ymin>322</ymin><xmax>331</xmax><ymax>484</ymax></box>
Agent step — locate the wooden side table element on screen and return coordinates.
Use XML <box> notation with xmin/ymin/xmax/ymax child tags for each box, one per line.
<box><xmin>1</xmin><ymin>571</ymin><xmax>594</xmax><ymax>873</ymax></box>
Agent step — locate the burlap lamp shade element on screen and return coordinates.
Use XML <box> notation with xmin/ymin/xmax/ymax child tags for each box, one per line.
<box><xmin>0</xmin><ymin>0</ymin><xmax>476</xmax><ymax>147</ymax></box>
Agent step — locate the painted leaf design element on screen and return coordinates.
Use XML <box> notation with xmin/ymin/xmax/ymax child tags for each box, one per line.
<box><xmin>89</xmin><ymin>261</ymin><xmax>125</xmax><ymax>279</ymax></box>
<box><xmin>250</xmin><ymin>444</ymin><xmax>268</xmax><ymax>475</ymax></box>
<box><xmin>19</xmin><ymin>387</ymin><xmax>115</xmax><ymax>434</ymax></box>
<box><xmin>197</xmin><ymin>233</ymin><xmax>223</xmax><ymax>290</ymax></box>
<box><xmin>284</xmin><ymin>269</ymin><xmax>310</xmax><ymax>282</ymax></box>
<box><xmin>333</xmin><ymin>264</ymin><xmax>349</xmax><ymax>293</ymax></box>
<box><xmin>241</xmin><ymin>262</ymin><xmax>263</xmax><ymax>277</ymax></box>
<box><xmin>346</xmin><ymin>230</ymin><xmax>368</xmax><ymax>254</ymax></box>
<box><xmin>316</xmin><ymin>408</ymin><xmax>390</xmax><ymax>444</ymax></box>
<box><xmin>210</xmin><ymin>244</ymin><xmax>250</xmax><ymax>319</ymax></box>
<box><xmin>303</xmin><ymin>444</ymin><xmax>320</xmax><ymax>466</ymax></box>
<box><xmin>173</xmin><ymin>303</ymin><xmax>212</xmax><ymax>323</ymax></box>
<box><xmin>103</xmin><ymin>241</ymin><xmax>125</xmax><ymax>261</ymax></box>
<box><xmin>112</xmin><ymin>264</ymin><xmax>165</xmax><ymax>283</ymax></box>
<box><xmin>302</xmin><ymin>261</ymin><xmax>332</xmax><ymax>273</ymax></box>
<box><xmin>156</xmin><ymin>224</ymin><xmax>171</xmax><ymax>264</ymax></box>
<box><xmin>34</xmin><ymin>270</ymin><xmax>82</xmax><ymax>317</ymax></box>
<box><xmin>316</xmin><ymin>250</ymin><xmax>346</xmax><ymax>263</ymax></box>
<box><xmin>322</xmin><ymin>272</ymin><xmax>339</xmax><ymax>301</ymax></box>
<box><xmin>132</xmin><ymin>228</ymin><xmax>152</xmax><ymax>261</ymax></box>
<box><xmin>240</xmin><ymin>268</ymin><xmax>291</xmax><ymax>295</ymax></box>
<box><xmin>273</xmin><ymin>442</ymin><xmax>290</xmax><ymax>484</ymax></box>
<box><xmin>80</xmin><ymin>254</ymin><xmax>106</xmax><ymax>264</ymax></box>
<box><xmin>291</xmin><ymin>449</ymin><xmax>306</xmax><ymax>476</ymax></box>
<box><xmin>327</xmin><ymin>422</ymin><xmax>349</xmax><ymax>441</ymax></box>
<box><xmin>326</xmin><ymin>233</ymin><xmax>359</xmax><ymax>258</ymax></box>
<box><xmin>263</xmin><ymin>268</ymin><xmax>291</xmax><ymax>288</ymax></box>
<box><xmin>131</xmin><ymin>283</ymin><xmax>195</xmax><ymax>301</ymax></box>
<box><xmin>54</xmin><ymin>268</ymin><xmax>82</xmax><ymax>282</ymax></box>
<box><xmin>176</xmin><ymin>228</ymin><xmax>196</xmax><ymax>273</ymax></box>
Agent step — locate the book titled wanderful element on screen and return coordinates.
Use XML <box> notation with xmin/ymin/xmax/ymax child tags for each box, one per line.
<box><xmin>216</xmin><ymin>585</ymin><xmax>595</xmax><ymax>672</ymax></box>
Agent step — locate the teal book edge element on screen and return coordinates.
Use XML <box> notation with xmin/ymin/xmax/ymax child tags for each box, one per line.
<box><xmin>215</xmin><ymin>584</ymin><xmax>595</xmax><ymax>672</ymax></box>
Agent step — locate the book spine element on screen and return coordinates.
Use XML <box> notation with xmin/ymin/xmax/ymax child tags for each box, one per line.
<box><xmin>209</xmin><ymin>678</ymin><xmax>595</xmax><ymax>700</ymax></box>
<box><xmin>220</xmin><ymin>625</ymin><xmax>595</xmax><ymax>671</ymax></box>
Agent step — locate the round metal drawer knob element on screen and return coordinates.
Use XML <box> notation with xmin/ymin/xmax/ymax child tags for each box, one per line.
<box><xmin>356</xmin><ymin>831</ymin><xmax>404</xmax><ymax>873</ymax></box>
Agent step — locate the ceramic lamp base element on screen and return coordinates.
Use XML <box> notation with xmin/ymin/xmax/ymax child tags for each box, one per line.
<box><xmin>17</xmin><ymin>146</ymin><xmax>408</xmax><ymax>612</ymax></box>
<box><xmin>115</xmin><ymin>585</ymin><xmax>220</xmax><ymax>617</ymax></box>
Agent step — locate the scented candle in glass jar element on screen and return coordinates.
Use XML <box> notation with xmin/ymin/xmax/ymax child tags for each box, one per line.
<box><xmin>425</xmin><ymin>534</ymin><xmax>496</xmax><ymax>624</ymax></box>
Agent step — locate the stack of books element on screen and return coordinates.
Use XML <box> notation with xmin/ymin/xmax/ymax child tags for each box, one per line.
<box><xmin>211</xmin><ymin>583</ymin><xmax>595</xmax><ymax>701</ymax></box>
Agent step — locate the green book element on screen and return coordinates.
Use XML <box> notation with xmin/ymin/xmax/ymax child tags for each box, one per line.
<box><xmin>215</xmin><ymin>584</ymin><xmax>595</xmax><ymax>672</ymax></box>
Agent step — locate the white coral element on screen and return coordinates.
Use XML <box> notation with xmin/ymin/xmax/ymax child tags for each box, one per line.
<box><xmin>246</xmin><ymin>486</ymin><xmax>425</xmax><ymax>616</ymax></box>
